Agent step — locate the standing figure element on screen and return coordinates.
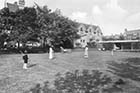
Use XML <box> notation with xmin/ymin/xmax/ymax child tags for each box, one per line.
<box><xmin>111</xmin><ymin>49</ymin><xmax>114</xmax><ymax>56</ymax></box>
<box><xmin>84</xmin><ymin>45</ymin><xmax>88</xmax><ymax>58</ymax></box>
<box><xmin>22</xmin><ymin>50</ymin><xmax>29</xmax><ymax>69</ymax></box>
<box><xmin>49</xmin><ymin>46</ymin><xmax>54</xmax><ymax>59</ymax></box>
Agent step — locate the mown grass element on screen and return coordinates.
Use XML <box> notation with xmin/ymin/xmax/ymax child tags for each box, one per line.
<box><xmin>0</xmin><ymin>49</ymin><xmax>140</xmax><ymax>93</ymax></box>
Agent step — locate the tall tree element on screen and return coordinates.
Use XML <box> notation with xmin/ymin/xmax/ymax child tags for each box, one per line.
<box><xmin>35</xmin><ymin>4</ymin><xmax>79</xmax><ymax>48</ymax></box>
<box><xmin>0</xmin><ymin>4</ymin><xmax>80</xmax><ymax>49</ymax></box>
<box><xmin>0</xmin><ymin>7</ymin><xmax>39</xmax><ymax>48</ymax></box>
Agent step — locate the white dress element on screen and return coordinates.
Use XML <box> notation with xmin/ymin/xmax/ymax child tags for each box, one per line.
<box><xmin>49</xmin><ymin>47</ymin><xmax>53</xmax><ymax>59</ymax></box>
<box><xmin>84</xmin><ymin>47</ymin><xmax>88</xmax><ymax>58</ymax></box>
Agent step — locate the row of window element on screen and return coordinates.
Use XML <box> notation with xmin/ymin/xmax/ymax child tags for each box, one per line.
<box><xmin>80</xmin><ymin>28</ymin><xmax>92</xmax><ymax>33</ymax></box>
<box><xmin>81</xmin><ymin>39</ymin><xmax>85</xmax><ymax>43</ymax></box>
<box><xmin>79</xmin><ymin>28</ymin><xmax>101</xmax><ymax>35</ymax></box>
<box><xmin>80</xmin><ymin>38</ymin><xmax>100</xmax><ymax>43</ymax></box>
<box><xmin>127</xmin><ymin>33</ymin><xmax>140</xmax><ymax>36</ymax></box>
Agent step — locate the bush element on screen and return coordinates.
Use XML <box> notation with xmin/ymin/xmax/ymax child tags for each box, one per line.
<box><xmin>87</xmin><ymin>42</ymin><xmax>96</xmax><ymax>48</ymax></box>
<box><xmin>54</xmin><ymin>70</ymin><xmax>114</xmax><ymax>93</ymax></box>
<box><xmin>103</xmin><ymin>43</ymin><xmax>113</xmax><ymax>50</ymax></box>
<box><xmin>27</xmin><ymin>70</ymin><xmax>128</xmax><ymax>93</ymax></box>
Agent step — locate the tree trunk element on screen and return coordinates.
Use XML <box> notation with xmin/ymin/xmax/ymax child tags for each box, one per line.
<box><xmin>17</xmin><ymin>41</ymin><xmax>20</xmax><ymax>49</ymax></box>
<box><xmin>43</xmin><ymin>37</ymin><xmax>46</xmax><ymax>48</ymax></box>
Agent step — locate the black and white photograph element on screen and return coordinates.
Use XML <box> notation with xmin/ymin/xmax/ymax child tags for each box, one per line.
<box><xmin>0</xmin><ymin>0</ymin><xmax>140</xmax><ymax>93</ymax></box>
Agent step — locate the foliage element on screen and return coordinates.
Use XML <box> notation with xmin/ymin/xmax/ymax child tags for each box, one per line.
<box><xmin>34</xmin><ymin>4</ymin><xmax>79</xmax><ymax>48</ymax></box>
<box><xmin>12</xmin><ymin>7</ymin><xmax>38</xmax><ymax>43</ymax></box>
<box><xmin>102</xmin><ymin>34</ymin><xmax>125</xmax><ymax>41</ymax></box>
<box><xmin>27</xmin><ymin>70</ymin><xmax>128</xmax><ymax>93</ymax></box>
<box><xmin>0</xmin><ymin>5</ymin><xmax>79</xmax><ymax>49</ymax></box>
<box><xmin>108</xmin><ymin>57</ymin><xmax>140</xmax><ymax>81</ymax></box>
<box><xmin>118</xmin><ymin>34</ymin><xmax>125</xmax><ymax>40</ymax></box>
<box><xmin>87</xmin><ymin>42</ymin><xmax>96</xmax><ymax>48</ymax></box>
<box><xmin>102</xmin><ymin>43</ymin><xmax>114</xmax><ymax>50</ymax></box>
<box><xmin>54</xmin><ymin>70</ymin><xmax>113</xmax><ymax>93</ymax></box>
<box><xmin>0</xmin><ymin>7</ymin><xmax>39</xmax><ymax>48</ymax></box>
<box><xmin>102</xmin><ymin>36</ymin><xmax>115</xmax><ymax>41</ymax></box>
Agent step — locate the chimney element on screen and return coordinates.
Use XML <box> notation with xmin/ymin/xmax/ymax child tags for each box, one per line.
<box><xmin>125</xmin><ymin>28</ymin><xmax>127</xmax><ymax>32</ymax></box>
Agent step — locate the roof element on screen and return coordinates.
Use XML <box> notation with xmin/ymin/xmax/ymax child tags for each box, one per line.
<box><xmin>98</xmin><ymin>40</ymin><xmax>140</xmax><ymax>44</ymax></box>
<box><xmin>7</xmin><ymin>2</ymin><xmax>19</xmax><ymax>12</ymax></box>
<box><xmin>125</xmin><ymin>29</ymin><xmax>140</xmax><ymax>34</ymax></box>
<box><xmin>75</xmin><ymin>22</ymin><xmax>97</xmax><ymax>30</ymax></box>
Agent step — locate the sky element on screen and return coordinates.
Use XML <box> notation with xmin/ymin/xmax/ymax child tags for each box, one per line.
<box><xmin>0</xmin><ymin>0</ymin><xmax>140</xmax><ymax>35</ymax></box>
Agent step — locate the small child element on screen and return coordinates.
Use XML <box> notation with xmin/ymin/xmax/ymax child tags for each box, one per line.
<box><xmin>22</xmin><ymin>50</ymin><xmax>29</xmax><ymax>69</ymax></box>
<box><xmin>84</xmin><ymin>45</ymin><xmax>88</xmax><ymax>58</ymax></box>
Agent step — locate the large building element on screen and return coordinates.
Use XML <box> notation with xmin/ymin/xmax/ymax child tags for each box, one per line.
<box><xmin>6</xmin><ymin>0</ymin><xmax>25</xmax><ymax>12</ymax></box>
<box><xmin>124</xmin><ymin>28</ymin><xmax>140</xmax><ymax>40</ymax></box>
<box><xmin>7</xmin><ymin>2</ymin><xmax>19</xmax><ymax>12</ymax></box>
<box><xmin>18</xmin><ymin>0</ymin><xmax>25</xmax><ymax>9</ymax></box>
<box><xmin>99</xmin><ymin>28</ymin><xmax>140</xmax><ymax>51</ymax></box>
<box><xmin>74</xmin><ymin>23</ymin><xmax>103</xmax><ymax>48</ymax></box>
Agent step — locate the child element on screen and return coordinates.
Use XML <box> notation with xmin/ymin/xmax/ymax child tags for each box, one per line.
<box><xmin>84</xmin><ymin>45</ymin><xmax>88</xmax><ymax>58</ymax></box>
<box><xmin>22</xmin><ymin>50</ymin><xmax>29</xmax><ymax>69</ymax></box>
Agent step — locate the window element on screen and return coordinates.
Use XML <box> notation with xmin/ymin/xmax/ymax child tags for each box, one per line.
<box><xmin>89</xmin><ymin>29</ymin><xmax>91</xmax><ymax>32</ymax></box>
<box><xmin>94</xmin><ymin>32</ymin><xmax>96</xmax><ymax>34</ymax></box>
<box><xmin>96</xmin><ymin>39</ymin><xmax>99</xmax><ymax>42</ymax></box>
<box><xmin>80</xmin><ymin>27</ymin><xmax>83</xmax><ymax>31</ymax></box>
<box><xmin>90</xmin><ymin>39</ymin><xmax>93</xmax><ymax>42</ymax></box>
<box><xmin>85</xmin><ymin>31</ymin><xmax>88</xmax><ymax>33</ymax></box>
<box><xmin>83</xmin><ymin>40</ymin><xmax>85</xmax><ymax>43</ymax></box>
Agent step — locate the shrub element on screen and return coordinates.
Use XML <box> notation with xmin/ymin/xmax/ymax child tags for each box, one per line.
<box><xmin>28</xmin><ymin>70</ymin><xmax>126</xmax><ymax>93</ymax></box>
<box><xmin>54</xmin><ymin>70</ymin><xmax>113</xmax><ymax>93</ymax></box>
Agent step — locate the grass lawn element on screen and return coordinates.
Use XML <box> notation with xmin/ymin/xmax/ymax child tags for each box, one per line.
<box><xmin>0</xmin><ymin>49</ymin><xmax>140</xmax><ymax>93</ymax></box>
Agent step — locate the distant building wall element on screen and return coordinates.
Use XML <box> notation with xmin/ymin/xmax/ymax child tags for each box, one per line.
<box><xmin>19</xmin><ymin>0</ymin><xmax>25</xmax><ymax>9</ymax></box>
<box><xmin>124</xmin><ymin>29</ymin><xmax>140</xmax><ymax>40</ymax></box>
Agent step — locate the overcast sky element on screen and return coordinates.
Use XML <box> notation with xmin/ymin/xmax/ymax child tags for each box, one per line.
<box><xmin>0</xmin><ymin>0</ymin><xmax>140</xmax><ymax>35</ymax></box>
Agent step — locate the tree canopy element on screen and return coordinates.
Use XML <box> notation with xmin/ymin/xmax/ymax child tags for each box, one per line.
<box><xmin>0</xmin><ymin>5</ymin><xmax>79</xmax><ymax>49</ymax></box>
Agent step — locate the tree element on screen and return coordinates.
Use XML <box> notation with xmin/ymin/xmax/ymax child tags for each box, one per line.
<box><xmin>0</xmin><ymin>8</ymin><xmax>12</xmax><ymax>48</ymax></box>
<box><xmin>35</xmin><ymin>5</ymin><xmax>79</xmax><ymax>48</ymax></box>
<box><xmin>0</xmin><ymin>4</ymin><xmax>80</xmax><ymax>50</ymax></box>
<box><xmin>0</xmin><ymin>7</ymin><xmax>39</xmax><ymax>48</ymax></box>
<box><xmin>118</xmin><ymin>34</ymin><xmax>125</xmax><ymax>40</ymax></box>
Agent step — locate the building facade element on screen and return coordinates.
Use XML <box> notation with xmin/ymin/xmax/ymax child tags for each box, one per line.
<box><xmin>124</xmin><ymin>29</ymin><xmax>140</xmax><ymax>40</ymax></box>
<box><xmin>6</xmin><ymin>0</ymin><xmax>25</xmax><ymax>12</ymax></box>
<box><xmin>74</xmin><ymin>23</ymin><xmax>103</xmax><ymax>48</ymax></box>
<box><xmin>18</xmin><ymin>0</ymin><xmax>25</xmax><ymax>9</ymax></box>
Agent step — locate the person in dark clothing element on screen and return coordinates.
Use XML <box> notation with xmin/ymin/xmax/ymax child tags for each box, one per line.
<box><xmin>22</xmin><ymin>50</ymin><xmax>29</xmax><ymax>69</ymax></box>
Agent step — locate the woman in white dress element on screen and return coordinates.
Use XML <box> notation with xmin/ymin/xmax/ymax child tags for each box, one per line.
<box><xmin>84</xmin><ymin>45</ymin><xmax>88</xmax><ymax>58</ymax></box>
<box><xmin>49</xmin><ymin>46</ymin><xmax>54</xmax><ymax>59</ymax></box>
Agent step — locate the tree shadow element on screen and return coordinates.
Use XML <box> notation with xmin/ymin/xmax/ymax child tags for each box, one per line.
<box><xmin>28</xmin><ymin>64</ymin><xmax>37</xmax><ymax>68</ymax></box>
<box><xmin>103</xmin><ymin>85</ymin><xmax>123</xmax><ymax>93</ymax></box>
<box><xmin>107</xmin><ymin>57</ymin><xmax>140</xmax><ymax>81</ymax></box>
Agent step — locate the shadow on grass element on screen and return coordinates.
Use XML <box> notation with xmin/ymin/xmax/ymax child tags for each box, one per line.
<box><xmin>107</xmin><ymin>57</ymin><xmax>140</xmax><ymax>81</ymax></box>
<box><xmin>25</xmin><ymin>70</ymin><xmax>126</xmax><ymax>93</ymax></box>
<box><xmin>0</xmin><ymin>63</ymin><xmax>3</xmax><ymax>67</ymax></box>
<box><xmin>28</xmin><ymin>64</ymin><xmax>37</xmax><ymax>68</ymax></box>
